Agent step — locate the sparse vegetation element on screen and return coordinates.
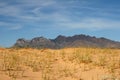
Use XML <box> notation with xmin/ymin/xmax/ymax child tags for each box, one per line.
<box><xmin>0</xmin><ymin>48</ymin><xmax>120</xmax><ymax>80</ymax></box>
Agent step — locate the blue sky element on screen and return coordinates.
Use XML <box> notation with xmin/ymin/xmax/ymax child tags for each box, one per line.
<box><xmin>0</xmin><ymin>0</ymin><xmax>120</xmax><ymax>47</ymax></box>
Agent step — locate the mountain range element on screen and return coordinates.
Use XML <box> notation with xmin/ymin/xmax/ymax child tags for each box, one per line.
<box><xmin>13</xmin><ymin>34</ymin><xmax>120</xmax><ymax>49</ymax></box>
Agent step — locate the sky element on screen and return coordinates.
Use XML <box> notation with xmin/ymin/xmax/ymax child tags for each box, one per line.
<box><xmin>0</xmin><ymin>0</ymin><xmax>120</xmax><ymax>47</ymax></box>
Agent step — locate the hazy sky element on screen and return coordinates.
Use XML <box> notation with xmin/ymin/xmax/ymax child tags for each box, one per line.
<box><xmin>0</xmin><ymin>0</ymin><xmax>120</xmax><ymax>47</ymax></box>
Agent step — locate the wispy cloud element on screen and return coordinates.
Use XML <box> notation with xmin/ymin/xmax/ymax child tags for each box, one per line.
<box><xmin>0</xmin><ymin>21</ymin><xmax>23</xmax><ymax>30</ymax></box>
<box><xmin>58</xmin><ymin>18</ymin><xmax>120</xmax><ymax>30</ymax></box>
<box><xmin>9</xmin><ymin>26</ymin><xmax>23</xmax><ymax>30</ymax></box>
<box><xmin>0</xmin><ymin>3</ymin><xmax>22</xmax><ymax>17</ymax></box>
<box><xmin>0</xmin><ymin>0</ymin><xmax>120</xmax><ymax>31</ymax></box>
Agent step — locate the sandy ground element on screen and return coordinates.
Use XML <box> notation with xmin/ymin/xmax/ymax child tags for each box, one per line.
<box><xmin>0</xmin><ymin>48</ymin><xmax>120</xmax><ymax>80</ymax></box>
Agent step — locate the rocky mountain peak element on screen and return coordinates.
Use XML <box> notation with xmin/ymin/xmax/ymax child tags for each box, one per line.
<box><xmin>13</xmin><ymin>34</ymin><xmax>120</xmax><ymax>49</ymax></box>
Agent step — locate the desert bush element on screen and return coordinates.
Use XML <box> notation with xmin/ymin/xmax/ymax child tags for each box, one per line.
<box><xmin>96</xmin><ymin>55</ymin><xmax>107</xmax><ymax>67</ymax></box>
<box><xmin>75</xmin><ymin>52</ymin><xmax>92</xmax><ymax>64</ymax></box>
